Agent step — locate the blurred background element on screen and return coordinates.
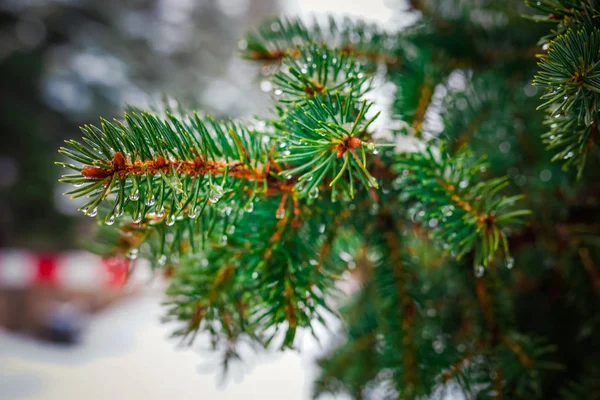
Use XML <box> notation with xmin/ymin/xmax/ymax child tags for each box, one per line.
<box><xmin>0</xmin><ymin>0</ymin><xmax>404</xmax><ymax>399</ymax></box>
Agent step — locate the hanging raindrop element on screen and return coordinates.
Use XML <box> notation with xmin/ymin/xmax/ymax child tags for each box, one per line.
<box><xmin>157</xmin><ymin>255</ymin><xmax>167</xmax><ymax>265</ymax></box>
<box><xmin>86</xmin><ymin>208</ymin><xmax>98</xmax><ymax>217</ymax></box>
<box><xmin>127</xmin><ymin>248</ymin><xmax>139</xmax><ymax>260</ymax></box>
<box><xmin>474</xmin><ymin>265</ymin><xmax>485</xmax><ymax>277</ymax></box>
<box><xmin>244</xmin><ymin>201</ymin><xmax>254</xmax><ymax>213</ymax></box>
<box><xmin>308</xmin><ymin>187</ymin><xmax>319</xmax><ymax>199</ymax></box>
<box><xmin>157</xmin><ymin>206</ymin><xmax>165</xmax><ymax>217</ymax></box>
<box><xmin>209</xmin><ymin>184</ymin><xmax>224</xmax><ymax>203</ymax></box>
<box><xmin>506</xmin><ymin>256</ymin><xmax>515</xmax><ymax>269</ymax></box>
<box><xmin>129</xmin><ymin>190</ymin><xmax>140</xmax><ymax>201</ymax></box>
<box><xmin>105</xmin><ymin>215</ymin><xmax>115</xmax><ymax>225</ymax></box>
<box><xmin>145</xmin><ymin>196</ymin><xmax>156</xmax><ymax>206</ymax></box>
<box><xmin>166</xmin><ymin>214</ymin><xmax>176</xmax><ymax>226</ymax></box>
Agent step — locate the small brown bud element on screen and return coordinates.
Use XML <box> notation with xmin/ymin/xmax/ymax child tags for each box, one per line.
<box><xmin>81</xmin><ymin>166</ymin><xmax>112</xmax><ymax>179</ymax></box>
<box><xmin>112</xmin><ymin>152</ymin><xmax>126</xmax><ymax>171</ymax></box>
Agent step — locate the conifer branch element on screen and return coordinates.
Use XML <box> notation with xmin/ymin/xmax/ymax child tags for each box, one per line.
<box><xmin>241</xmin><ymin>16</ymin><xmax>401</xmax><ymax>68</ymax></box>
<box><xmin>395</xmin><ymin>144</ymin><xmax>530</xmax><ymax>269</ymax></box>
<box><xmin>270</xmin><ymin>44</ymin><xmax>371</xmax><ymax>104</ymax></box>
<box><xmin>528</xmin><ymin>3</ymin><xmax>600</xmax><ymax>176</ymax></box>
<box><xmin>58</xmin><ymin>112</ymin><xmax>268</xmax><ymax>226</ymax></box>
<box><xmin>383</xmin><ymin>228</ymin><xmax>419</xmax><ymax>393</ymax></box>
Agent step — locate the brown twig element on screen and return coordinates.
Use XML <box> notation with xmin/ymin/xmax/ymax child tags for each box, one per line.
<box><xmin>82</xmin><ymin>152</ymin><xmax>266</xmax><ymax>182</ymax></box>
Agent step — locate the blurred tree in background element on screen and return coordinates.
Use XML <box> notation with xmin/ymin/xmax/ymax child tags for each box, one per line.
<box><xmin>0</xmin><ymin>0</ymin><xmax>278</xmax><ymax>248</ymax></box>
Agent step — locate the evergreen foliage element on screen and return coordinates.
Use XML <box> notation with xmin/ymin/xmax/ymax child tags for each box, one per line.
<box><xmin>56</xmin><ymin>0</ymin><xmax>600</xmax><ymax>398</ymax></box>
<box><xmin>528</xmin><ymin>0</ymin><xmax>600</xmax><ymax>176</ymax></box>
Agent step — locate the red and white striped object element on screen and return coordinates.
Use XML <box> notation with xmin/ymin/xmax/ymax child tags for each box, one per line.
<box><xmin>0</xmin><ymin>250</ymin><xmax>129</xmax><ymax>289</ymax></box>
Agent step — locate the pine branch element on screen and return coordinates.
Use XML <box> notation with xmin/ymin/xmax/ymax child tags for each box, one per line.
<box><xmin>530</xmin><ymin>18</ymin><xmax>600</xmax><ymax>175</ymax></box>
<box><xmin>58</xmin><ymin>112</ymin><xmax>268</xmax><ymax>224</ymax></box>
<box><xmin>163</xmin><ymin>197</ymin><xmax>351</xmax><ymax>351</ymax></box>
<box><xmin>394</xmin><ymin>144</ymin><xmax>530</xmax><ymax>269</ymax></box>
<box><xmin>525</xmin><ymin>0</ymin><xmax>600</xmax><ymax>33</ymax></box>
<box><xmin>270</xmin><ymin>44</ymin><xmax>371</xmax><ymax>104</ymax></box>
<box><xmin>241</xmin><ymin>16</ymin><xmax>401</xmax><ymax>67</ymax></box>
<box><xmin>276</xmin><ymin>93</ymin><xmax>388</xmax><ymax>199</ymax></box>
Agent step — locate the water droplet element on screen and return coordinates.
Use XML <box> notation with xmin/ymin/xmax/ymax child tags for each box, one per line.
<box><xmin>127</xmin><ymin>248</ymin><xmax>138</xmax><ymax>260</ymax></box>
<box><xmin>133</xmin><ymin>214</ymin><xmax>142</xmax><ymax>223</ymax></box>
<box><xmin>260</xmin><ymin>80</ymin><xmax>272</xmax><ymax>93</ymax></box>
<box><xmin>86</xmin><ymin>208</ymin><xmax>98</xmax><ymax>217</ymax></box>
<box><xmin>226</xmin><ymin>225</ymin><xmax>235</xmax><ymax>235</ymax></box>
<box><xmin>428</xmin><ymin>218</ymin><xmax>438</xmax><ymax>228</ymax></box>
<box><xmin>223</xmin><ymin>206</ymin><xmax>232</xmax><ymax>216</ymax></box>
<box><xmin>506</xmin><ymin>257</ymin><xmax>514</xmax><ymax>269</ymax></box>
<box><xmin>370</xmin><ymin>203</ymin><xmax>380</xmax><ymax>215</ymax></box>
<box><xmin>145</xmin><ymin>196</ymin><xmax>155</xmax><ymax>206</ymax></box>
<box><xmin>187</xmin><ymin>207</ymin><xmax>198</xmax><ymax>218</ymax></box>
<box><xmin>116</xmin><ymin>208</ymin><xmax>124</xmax><ymax>217</ymax></box>
<box><xmin>156</xmin><ymin>207</ymin><xmax>165</xmax><ymax>217</ymax></box>
<box><xmin>285</xmin><ymin>175</ymin><xmax>292</xmax><ymax>180</ymax></box>
<box><xmin>244</xmin><ymin>201</ymin><xmax>254</xmax><ymax>213</ymax></box>
<box><xmin>475</xmin><ymin>265</ymin><xmax>485</xmax><ymax>277</ymax></box>
<box><xmin>157</xmin><ymin>255</ymin><xmax>167</xmax><ymax>265</ymax></box>
<box><xmin>499</xmin><ymin>141</ymin><xmax>511</xmax><ymax>153</ymax></box>
<box><xmin>129</xmin><ymin>190</ymin><xmax>139</xmax><ymax>201</ymax></box>
<box><xmin>318</xmin><ymin>224</ymin><xmax>325</xmax><ymax>233</ymax></box>
<box><xmin>221</xmin><ymin>235</ymin><xmax>228</xmax><ymax>245</ymax></box>
<box><xmin>459</xmin><ymin>179</ymin><xmax>469</xmax><ymax>189</ymax></box>
<box><xmin>308</xmin><ymin>187</ymin><xmax>319</xmax><ymax>199</ymax></box>
<box><xmin>372</xmin><ymin>149</ymin><xmax>379</xmax><ymax>155</ymax></box>
<box><xmin>209</xmin><ymin>184</ymin><xmax>224</xmax><ymax>204</ymax></box>
<box><xmin>276</xmin><ymin>209</ymin><xmax>285</xmax><ymax>219</ymax></box>
<box><xmin>283</xmin><ymin>150</ymin><xmax>291</xmax><ymax>156</ymax></box>
<box><xmin>252</xmin><ymin>272</ymin><xmax>258</xmax><ymax>279</ymax></box>
<box><xmin>165</xmin><ymin>214</ymin><xmax>176</xmax><ymax>226</ymax></box>
<box><xmin>540</xmin><ymin>169</ymin><xmax>552</xmax><ymax>182</ymax></box>
<box><xmin>433</xmin><ymin>339</ymin><xmax>445</xmax><ymax>354</ymax></box>
<box><xmin>105</xmin><ymin>215</ymin><xmax>115</xmax><ymax>225</ymax></box>
<box><xmin>74</xmin><ymin>182</ymin><xmax>85</xmax><ymax>188</ymax></box>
